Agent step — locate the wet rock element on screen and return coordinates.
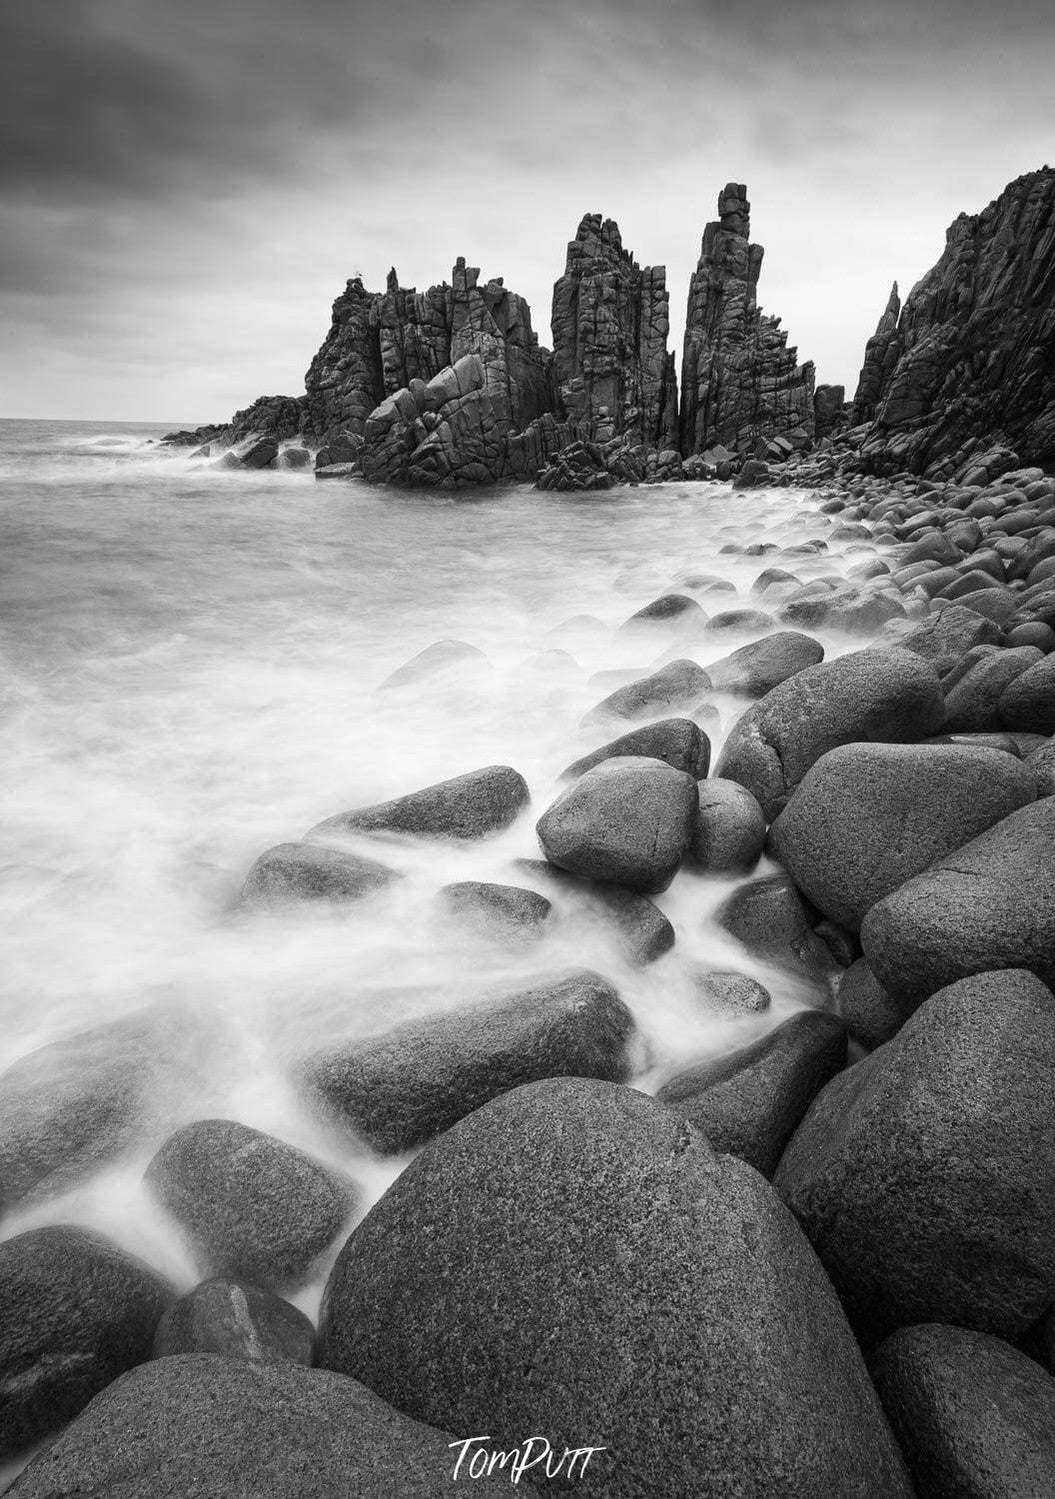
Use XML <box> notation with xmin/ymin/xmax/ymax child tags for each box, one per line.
<box><xmin>715</xmin><ymin>874</ymin><xmax>842</xmax><ymax>987</ymax></box>
<box><xmin>862</xmin><ymin>796</ymin><xmax>1055</xmax><ymax>1006</ymax></box>
<box><xmin>0</xmin><ymin>1225</ymin><xmax>171</xmax><ymax>1460</ymax></box>
<box><xmin>838</xmin><ymin>959</ymin><xmax>904</xmax><ymax>1051</ymax></box>
<box><xmin>435</xmin><ymin>881</ymin><xmax>552</xmax><ymax>943</ymax></box>
<box><xmin>1027</xmin><ymin>735</ymin><xmax>1055</xmax><ymax>796</ymax></box>
<box><xmin>584</xmin><ymin>658</ymin><xmax>710</xmax><ymax>723</ymax></box>
<box><xmin>561</xmin><ymin>717</ymin><xmax>710</xmax><ymax>781</ymax></box>
<box><xmin>153</xmin><ymin>1280</ymin><xmax>315</xmax><ymax>1367</ymax></box>
<box><xmin>239</xmin><ymin>842</ymin><xmax>399</xmax><ymax>909</ymax></box>
<box><xmin>702</xmin><ymin>631</ymin><xmax>824</xmax><ymax>698</ymax></box>
<box><xmin>377</xmin><ymin>638</ymin><xmax>488</xmax><ymax>690</ymax></box>
<box><xmin>692</xmin><ymin>970</ymin><xmax>771</xmax><ymax>1016</ymax></box>
<box><xmin>7</xmin><ymin>1355</ymin><xmax>519</xmax><ymax>1498</ymax></box>
<box><xmin>308</xmin><ymin>765</ymin><xmax>529</xmax><ymax>842</ymax></box>
<box><xmin>689</xmin><ymin>778</ymin><xmax>767</xmax><ymax>875</ymax></box>
<box><xmin>302</xmin><ymin>970</ymin><xmax>633</xmax><ymax>1156</ymax></box>
<box><xmin>999</xmin><ymin>653</ymin><xmax>1055</xmax><ymax>733</ymax></box>
<box><xmin>657</xmin><ymin>1010</ymin><xmax>847</xmax><ymax>1177</ymax></box>
<box><xmin>618</xmin><ymin>594</ymin><xmax>706</xmax><ymax>633</ymax></box>
<box><xmin>536</xmin><ymin>756</ymin><xmax>697</xmax><ymax>893</ymax></box>
<box><xmin>715</xmin><ymin>647</ymin><xmax>945</xmax><ymax>820</ymax></box>
<box><xmin>770</xmin><ymin>742</ymin><xmax>1036</xmax><ymax>930</ymax></box>
<box><xmin>896</xmin><ymin>604</ymin><xmax>1002</xmax><ymax>674</ymax></box>
<box><xmin>942</xmin><ymin>645</ymin><xmax>1045</xmax><ymax>731</ymax></box>
<box><xmin>318</xmin><ymin>1078</ymin><xmax>910</xmax><ymax>1498</ymax></box>
<box><xmin>1006</xmin><ymin>620</ymin><xmax>1055</xmax><ymax>650</ymax></box>
<box><xmin>512</xmin><ymin>859</ymin><xmax>674</xmax><ymax>966</ymax></box>
<box><xmin>241</xmin><ymin>437</ymin><xmax>280</xmax><ymax>469</ymax></box>
<box><xmin>703</xmin><ymin>607</ymin><xmax>776</xmax><ymax>633</ymax></box>
<box><xmin>871</xmin><ymin>1324</ymin><xmax>1055</xmax><ymax>1498</ymax></box>
<box><xmin>146</xmin><ymin>1120</ymin><xmax>354</xmax><ymax>1293</ymax></box>
<box><xmin>775</xmin><ymin>969</ymin><xmax>1055</xmax><ymax>1343</ymax></box>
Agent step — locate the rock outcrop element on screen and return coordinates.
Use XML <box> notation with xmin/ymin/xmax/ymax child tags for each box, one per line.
<box><xmin>551</xmin><ymin>214</ymin><xmax>678</xmax><ymax>448</ymax></box>
<box><xmin>853</xmin><ymin>167</ymin><xmax>1055</xmax><ymax>477</ymax></box>
<box><xmin>680</xmin><ymin>183</ymin><xmax>816</xmax><ymax>457</ymax></box>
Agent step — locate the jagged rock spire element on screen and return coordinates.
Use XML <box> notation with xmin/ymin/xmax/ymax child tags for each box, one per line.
<box><xmin>850</xmin><ymin>282</ymin><xmax>901</xmax><ymax>426</ymax></box>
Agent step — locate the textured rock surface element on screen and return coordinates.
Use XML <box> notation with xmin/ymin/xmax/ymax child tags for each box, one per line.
<box><xmin>770</xmin><ymin>742</ymin><xmax>1036</xmax><ymax>930</ymax></box>
<box><xmin>146</xmin><ymin>1120</ymin><xmax>354</xmax><ymax>1292</ymax></box>
<box><xmin>689</xmin><ymin>778</ymin><xmax>766</xmax><ymax>874</ymax></box>
<box><xmin>853</xmin><ymin>168</ymin><xmax>1055</xmax><ymax>478</ymax></box>
<box><xmin>775</xmin><ymin>970</ymin><xmax>1055</xmax><ymax>1344</ymax></box>
<box><xmin>680</xmin><ymin>184</ymin><xmax>815</xmax><ymax>456</ymax></box>
<box><xmin>435</xmin><ymin>880</ymin><xmax>552</xmax><ymax>944</ymax></box>
<box><xmin>301</xmin><ymin>971</ymin><xmax>634</xmax><ymax>1154</ymax></box>
<box><xmin>561</xmin><ymin>717</ymin><xmax>710</xmax><ymax>780</ymax></box>
<box><xmin>861</xmin><ymin>796</ymin><xmax>1055</xmax><ymax>1006</ymax></box>
<box><xmin>871</xmin><ymin>1324</ymin><xmax>1055</xmax><ymax>1498</ymax></box>
<box><xmin>8</xmin><ymin>1356</ymin><xmax>521</xmax><ymax>1498</ymax></box>
<box><xmin>552</xmin><ymin>214</ymin><xmax>678</xmax><ymax>447</ymax></box>
<box><xmin>715</xmin><ymin>648</ymin><xmax>945</xmax><ymax>820</ymax></box>
<box><xmin>715</xmin><ymin>874</ymin><xmax>842</xmax><ymax>987</ymax></box>
<box><xmin>239</xmin><ymin>842</ymin><xmax>399</xmax><ymax>909</ymax></box>
<box><xmin>657</xmin><ymin>1010</ymin><xmax>847</xmax><ymax>1177</ymax></box>
<box><xmin>0</xmin><ymin>1226</ymin><xmax>172</xmax><ymax>1459</ymax></box>
<box><xmin>702</xmin><ymin>630</ymin><xmax>824</xmax><ymax>697</ymax></box>
<box><xmin>318</xmin><ymin>1079</ymin><xmax>910</xmax><ymax>1497</ymax></box>
<box><xmin>153</xmin><ymin>1279</ymin><xmax>315</xmax><ymax>1367</ymax></box>
<box><xmin>309</xmin><ymin>765</ymin><xmax>529</xmax><ymax>842</ymax></box>
<box><xmin>584</xmin><ymin>658</ymin><xmax>711</xmax><ymax>723</ymax></box>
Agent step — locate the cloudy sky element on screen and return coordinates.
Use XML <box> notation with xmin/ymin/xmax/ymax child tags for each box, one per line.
<box><xmin>3</xmin><ymin>0</ymin><xmax>1052</xmax><ymax>423</ymax></box>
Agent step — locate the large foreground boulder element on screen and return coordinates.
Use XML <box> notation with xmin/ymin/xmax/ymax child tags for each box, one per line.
<box><xmin>715</xmin><ymin>648</ymin><xmax>945</xmax><ymax>819</ymax></box>
<box><xmin>308</xmin><ymin>765</ymin><xmax>529</xmax><ymax>841</ymax></box>
<box><xmin>861</xmin><ymin>796</ymin><xmax>1055</xmax><ymax>1006</ymax></box>
<box><xmin>871</xmin><ymin>1324</ymin><xmax>1055</xmax><ymax>1497</ymax></box>
<box><xmin>301</xmin><ymin>971</ymin><xmax>634</xmax><ymax>1154</ymax></box>
<box><xmin>536</xmin><ymin>756</ymin><xmax>698</xmax><ymax>893</ymax></box>
<box><xmin>775</xmin><ymin>970</ymin><xmax>1055</xmax><ymax>1344</ymax></box>
<box><xmin>656</xmin><ymin>1010</ymin><xmax>847</xmax><ymax>1176</ymax></box>
<box><xmin>770</xmin><ymin>742</ymin><xmax>1036</xmax><ymax>930</ymax></box>
<box><xmin>702</xmin><ymin>631</ymin><xmax>824</xmax><ymax>698</ymax></box>
<box><xmin>318</xmin><ymin>1079</ymin><xmax>910</xmax><ymax>1496</ymax></box>
<box><xmin>0</xmin><ymin>1226</ymin><xmax>172</xmax><ymax>1459</ymax></box>
<box><xmin>7</xmin><ymin>1355</ymin><xmax>519</xmax><ymax>1497</ymax></box>
<box><xmin>146</xmin><ymin>1120</ymin><xmax>354</xmax><ymax>1292</ymax></box>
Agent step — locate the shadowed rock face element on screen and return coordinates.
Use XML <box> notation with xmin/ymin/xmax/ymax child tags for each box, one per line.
<box><xmin>551</xmin><ymin>213</ymin><xmax>678</xmax><ymax>448</ymax></box>
<box><xmin>854</xmin><ymin>167</ymin><xmax>1055</xmax><ymax>478</ymax></box>
<box><xmin>680</xmin><ymin>183</ymin><xmax>816</xmax><ymax>457</ymax></box>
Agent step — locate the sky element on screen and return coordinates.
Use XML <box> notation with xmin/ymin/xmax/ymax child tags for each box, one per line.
<box><xmin>2</xmin><ymin>0</ymin><xmax>1053</xmax><ymax>423</ymax></box>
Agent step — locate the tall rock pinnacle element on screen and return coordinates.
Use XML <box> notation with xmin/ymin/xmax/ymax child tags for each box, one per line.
<box><xmin>680</xmin><ymin>183</ymin><xmax>815</xmax><ymax>456</ymax></box>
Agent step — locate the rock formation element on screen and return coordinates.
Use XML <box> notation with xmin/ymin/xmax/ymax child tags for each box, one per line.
<box><xmin>551</xmin><ymin>215</ymin><xmax>678</xmax><ymax>449</ymax></box>
<box><xmin>680</xmin><ymin>184</ymin><xmax>816</xmax><ymax>457</ymax></box>
<box><xmin>852</xmin><ymin>167</ymin><xmax>1055</xmax><ymax>478</ymax></box>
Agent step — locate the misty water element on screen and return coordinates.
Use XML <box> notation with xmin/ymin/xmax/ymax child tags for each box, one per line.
<box><xmin>0</xmin><ymin>418</ymin><xmax>881</xmax><ymax>1325</ymax></box>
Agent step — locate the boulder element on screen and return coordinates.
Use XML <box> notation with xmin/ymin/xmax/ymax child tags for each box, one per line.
<box><xmin>691</xmin><ymin>970</ymin><xmax>771</xmax><ymax>1017</ymax></box>
<box><xmin>377</xmin><ymin>639</ymin><xmax>488</xmax><ymax>691</ymax></box>
<box><xmin>435</xmin><ymin>881</ymin><xmax>552</xmax><ymax>943</ymax></box>
<box><xmin>775</xmin><ymin>969</ymin><xmax>1055</xmax><ymax>1343</ymax></box>
<box><xmin>6</xmin><ymin>1355</ymin><xmax>520</xmax><ymax>1498</ymax></box>
<box><xmin>318</xmin><ymin>1078</ymin><xmax>910</xmax><ymax>1497</ymax></box>
<box><xmin>536</xmin><ymin>756</ymin><xmax>698</xmax><ymax>893</ymax></box>
<box><xmin>871</xmin><ymin>1324</ymin><xmax>1055</xmax><ymax>1497</ymax></box>
<box><xmin>701</xmin><ymin>631</ymin><xmax>824</xmax><ymax>698</ymax></box>
<box><xmin>715</xmin><ymin>648</ymin><xmax>945</xmax><ymax>820</ymax></box>
<box><xmin>300</xmin><ymin>971</ymin><xmax>634</xmax><ymax>1155</ymax></box>
<box><xmin>704</xmin><ymin>607</ymin><xmax>776</xmax><ymax>633</ymax></box>
<box><xmin>999</xmin><ymin>653</ymin><xmax>1055</xmax><ymax>733</ymax></box>
<box><xmin>838</xmin><ymin>959</ymin><xmax>904</xmax><ymax>1051</ymax></box>
<box><xmin>618</xmin><ymin>594</ymin><xmax>706</xmax><ymax>632</ymax></box>
<box><xmin>656</xmin><ymin>1010</ymin><xmax>847</xmax><ymax>1176</ymax></box>
<box><xmin>308</xmin><ymin>765</ymin><xmax>529</xmax><ymax>842</ymax></box>
<box><xmin>145</xmin><ymin>1120</ymin><xmax>354</xmax><ymax>1292</ymax></box>
<box><xmin>861</xmin><ymin>797</ymin><xmax>1055</xmax><ymax>1006</ymax></box>
<box><xmin>561</xmin><ymin>718</ymin><xmax>710</xmax><ymax>780</ymax></box>
<box><xmin>895</xmin><ymin>604</ymin><xmax>1002</xmax><ymax>675</ymax></box>
<box><xmin>1027</xmin><ymin>735</ymin><xmax>1055</xmax><ymax>796</ymax></box>
<box><xmin>153</xmin><ymin>1279</ymin><xmax>315</xmax><ymax>1367</ymax></box>
<box><xmin>770</xmin><ymin>742</ymin><xmax>1036</xmax><ymax>930</ymax></box>
<box><xmin>689</xmin><ymin>778</ymin><xmax>767</xmax><ymax>875</ymax></box>
<box><xmin>0</xmin><ymin>1225</ymin><xmax>171</xmax><ymax>1459</ymax></box>
<box><xmin>584</xmin><ymin>659</ymin><xmax>711</xmax><ymax>723</ymax></box>
<box><xmin>715</xmin><ymin>874</ymin><xmax>843</xmax><ymax>987</ymax></box>
<box><xmin>239</xmin><ymin>842</ymin><xmax>399</xmax><ymax>909</ymax></box>
<box><xmin>512</xmin><ymin>859</ymin><xmax>675</xmax><ymax>966</ymax></box>
<box><xmin>941</xmin><ymin>645</ymin><xmax>1043</xmax><ymax>732</ymax></box>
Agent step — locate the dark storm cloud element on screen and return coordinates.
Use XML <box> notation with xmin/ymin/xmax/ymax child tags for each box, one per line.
<box><xmin>2</xmin><ymin>0</ymin><xmax>1054</xmax><ymax>418</ymax></box>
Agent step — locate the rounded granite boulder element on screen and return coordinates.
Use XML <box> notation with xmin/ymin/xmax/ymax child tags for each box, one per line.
<box><xmin>307</xmin><ymin>765</ymin><xmax>530</xmax><ymax>842</ymax></box>
<box><xmin>239</xmin><ymin>842</ymin><xmax>399</xmax><ymax>909</ymax></box>
<box><xmin>769</xmin><ymin>742</ymin><xmax>1036</xmax><ymax>931</ymax></box>
<box><xmin>999</xmin><ymin>652</ymin><xmax>1055</xmax><ymax>734</ymax></box>
<box><xmin>434</xmin><ymin>880</ymin><xmax>552</xmax><ymax>944</ymax></box>
<box><xmin>775</xmin><ymin>969</ymin><xmax>1055</xmax><ymax>1344</ymax></box>
<box><xmin>714</xmin><ymin>647</ymin><xmax>945</xmax><ymax>820</ymax></box>
<box><xmin>0</xmin><ymin>1225</ymin><xmax>172</xmax><ymax>1459</ymax></box>
<box><xmin>715</xmin><ymin>874</ymin><xmax>842</xmax><ymax>987</ymax></box>
<box><xmin>145</xmin><ymin>1120</ymin><xmax>355</xmax><ymax>1292</ymax></box>
<box><xmin>152</xmin><ymin>1278</ymin><xmax>315</xmax><ymax>1366</ymax></box>
<box><xmin>560</xmin><ymin>717</ymin><xmax>710</xmax><ymax>781</ymax></box>
<box><xmin>536</xmin><ymin>755</ymin><xmax>698</xmax><ymax>893</ymax></box>
<box><xmin>700</xmin><ymin>630</ymin><xmax>824</xmax><ymax>698</ymax></box>
<box><xmin>870</xmin><ymin>1324</ymin><xmax>1055</xmax><ymax>1498</ymax></box>
<box><xmin>317</xmin><ymin>1078</ymin><xmax>910</xmax><ymax>1497</ymax></box>
<box><xmin>689</xmin><ymin>777</ymin><xmax>767</xmax><ymax>875</ymax></box>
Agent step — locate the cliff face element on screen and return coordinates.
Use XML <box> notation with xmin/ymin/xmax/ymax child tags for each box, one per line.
<box><xmin>854</xmin><ymin>168</ymin><xmax>1055</xmax><ymax>477</ymax></box>
<box><xmin>680</xmin><ymin>184</ymin><xmax>815</xmax><ymax>457</ymax></box>
<box><xmin>551</xmin><ymin>215</ymin><xmax>678</xmax><ymax>448</ymax></box>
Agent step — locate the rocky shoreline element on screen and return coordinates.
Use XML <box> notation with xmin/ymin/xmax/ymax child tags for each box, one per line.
<box><xmin>3</xmin><ymin>461</ymin><xmax>1055</xmax><ymax>1491</ymax></box>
